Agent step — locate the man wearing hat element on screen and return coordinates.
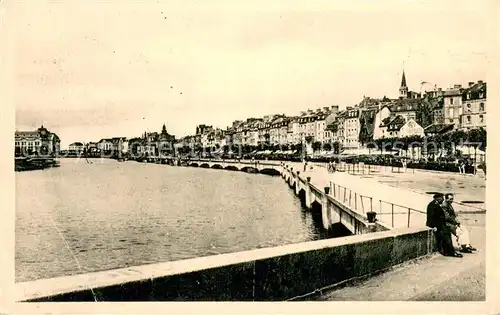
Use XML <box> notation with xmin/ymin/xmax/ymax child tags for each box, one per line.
<box><xmin>426</xmin><ymin>193</ymin><xmax>462</xmax><ymax>257</ymax></box>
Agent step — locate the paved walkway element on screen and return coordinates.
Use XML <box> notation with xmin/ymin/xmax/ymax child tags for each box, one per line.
<box><xmin>283</xmin><ymin>161</ymin><xmax>486</xmax><ymax>301</ymax></box>
<box><xmin>313</xmin><ymin>225</ymin><xmax>485</xmax><ymax>301</ymax></box>
<box><xmin>286</xmin><ymin>161</ymin><xmax>485</xmax><ymax>229</ymax></box>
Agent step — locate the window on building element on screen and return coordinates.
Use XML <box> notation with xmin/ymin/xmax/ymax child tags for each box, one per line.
<box><xmin>480</xmin><ymin>115</ymin><xmax>484</xmax><ymax>123</ymax></box>
<box><xmin>480</xmin><ymin>103</ymin><xmax>484</xmax><ymax>111</ymax></box>
<box><xmin>466</xmin><ymin>116</ymin><xmax>471</xmax><ymax>124</ymax></box>
<box><xmin>449</xmin><ymin>119</ymin><xmax>453</xmax><ymax>123</ymax></box>
<box><xmin>450</xmin><ymin>98</ymin><xmax>454</xmax><ymax>105</ymax></box>
<box><xmin>467</xmin><ymin>93</ymin><xmax>471</xmax><ymax>100</ymax></box>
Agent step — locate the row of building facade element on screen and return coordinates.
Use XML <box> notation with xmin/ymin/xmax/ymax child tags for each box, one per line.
<box><xmin>15</xmin><ymin>72</ymin><xmax>487</xmax><ymax>157</ymax></box>
<box><xmin>175</xmin><ymin>72</ymin><xmax>487</xmax><ymax>152</ymax></box>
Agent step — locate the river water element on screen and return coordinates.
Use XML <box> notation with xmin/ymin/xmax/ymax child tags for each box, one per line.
<box><xmin>16</xmin><ymin>158</ymin><xmax>326</xmax><ymax>282</ymax></box>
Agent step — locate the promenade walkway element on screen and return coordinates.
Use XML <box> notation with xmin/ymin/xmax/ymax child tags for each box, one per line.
<box><xmin>284</xmin><ymin>161</ymin><xmax>485</xmax><ymax>229</ymax></box>
<box><xmin>285</xmin><ymin>161</ymin><xmax>486</xmax><ymax>301</ymax></box>
<box><xmin>313</xmin><ymin>224</ymin><xmax>485</xmax><ymax>301</ymax></box>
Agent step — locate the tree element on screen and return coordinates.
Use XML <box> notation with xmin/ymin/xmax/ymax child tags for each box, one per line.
<box><xmin>292</xmin><ymin>143</ymin><xmax>302</xmax><ymax>152</ymax></box>
<box><xmin>312</xmin><ymin>141</ymin><xmax>322</xmax><ymax>152</ymax></box>
<box><xmin>332</xmin><ymin>141</ymin><xmax>342</xmax><ymax>154</ymax></box>
<box><xmin>358</xmin><ymin>110</ymin><xmax>375</xmax><ymax>145</ymax></box>
<box><xmin>415</xmin><ymin>98</ymin><xmax>438</xmax><ymax>128</ymax></box>
<box><xmin>467</xmin><ymin>128</ymin><xmax>482</xmax><ymax>164</ymax></box>
<box><xmin>323</xmin><ymin>142</ymin><xmax>332</xmax><ymax>151</ymax></box>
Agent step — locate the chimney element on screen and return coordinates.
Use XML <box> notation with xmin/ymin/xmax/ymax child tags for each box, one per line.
<box><xmin>478</xmin><ymin>80</ymin><xmax>484</xmax><ymax>84</ymax></box>
<box><xmin>468</xmin><ymin>81</ymin><xmax>474</xmax><ymax>87</ymax></box>
<box><xmin>454</xmin><ymin>84</ymin><xmax>462</xmax><ymax>89</ymax></box>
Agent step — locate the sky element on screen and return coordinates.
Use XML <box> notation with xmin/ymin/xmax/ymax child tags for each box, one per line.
<box><xmin>12</xmin><ymin>1</ymin><xmax>494</xmax><ymax>148</ymax></box>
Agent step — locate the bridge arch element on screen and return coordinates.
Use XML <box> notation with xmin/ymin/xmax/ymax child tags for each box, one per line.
<box><xmin>211</xmin><ymin>164</ymin><xmax>223</xmax><ymax>169</ymax></box>
<box><xmin>200</xmin><ymin>163</ymin><xmax>210</xmax><ymax>168</ymax></box>
<box><xmin>259</xmin><ymin>168</ymin><xmax>280</xmax><ymax>176</ymax></box>
<box><xmin>190</xmin><ymin>163</ymin><xmax>199</xmax><ymax>167</ymax></box>
<box><xmin>298</xmin><ymin>189</ymin><xmax>306</xmax><ymax>206</ymax></box>
<box><xmin>224</xmin><ymin>165</ymin><xmax>239</xmax><ymax>171</ymax></box>
<box><xmin>241</xmin><ymin>166</ymin><xmax>259</xmax><ymax>173</ymax></box>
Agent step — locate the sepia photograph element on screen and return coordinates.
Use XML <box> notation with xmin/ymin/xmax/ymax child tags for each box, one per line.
<box><xmin>2</xmin><ymin>0</ymin><xmax>498</xmax><ymax>313</ymax></box>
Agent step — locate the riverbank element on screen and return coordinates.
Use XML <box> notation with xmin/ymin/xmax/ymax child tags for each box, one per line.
<box><xmin>14</xmin><ymin>157</ymin><xmax>59</xmax><ymax>172</ymax></box>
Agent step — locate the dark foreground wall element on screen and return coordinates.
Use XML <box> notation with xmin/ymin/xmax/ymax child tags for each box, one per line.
<box><xmin>18</xmin><ymin>227</ymin><xmax>435</xmax><ymax>302</ymax></box>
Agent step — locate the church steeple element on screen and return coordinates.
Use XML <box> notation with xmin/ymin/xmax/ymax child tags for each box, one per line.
<box><xmin>400</xmin><ymin>70</ymin><xmax>407</xmax><ymax>88</ymax></box>
<box><xmin>399</xmin><ymin>70</ymin><xmax>408</xmax><ymax>99</ymax></box>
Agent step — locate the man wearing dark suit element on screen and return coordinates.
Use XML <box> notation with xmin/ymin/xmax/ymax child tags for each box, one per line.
<box><xmin>426</xmin><ymin>193</ymin><xmax>462</xmax><ymax>257</ymax></box>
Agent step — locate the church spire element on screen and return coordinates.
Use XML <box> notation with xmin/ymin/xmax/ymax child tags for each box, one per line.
<box><xmin>399</xmin><ymin>69</ymin><xmax>409</xmax><ymax>99</ymax></box>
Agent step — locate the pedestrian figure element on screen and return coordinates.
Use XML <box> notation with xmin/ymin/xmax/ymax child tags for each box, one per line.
<box><xmin>442</xmin><ymin>193</ymin><xmax>477</xmax><ymax>253</ymax></box>
<box><xmin>458</xmin><ymin>160</ymin><xmax>465</xmax><ymax>174</ymax></box>
<box><xmin>402</xmin><ymin>158</ymin><xmax>408</xmax><ymax>173</ymax></box>
<box><xmin>426</xmin><ymin>193</ymin><xmax>462</xmax><ymax>257</ymax></box>
<box><xmin>303</xmin><ymin>159</ymin><xmax>307</xmax><ymax>172</ymax></box>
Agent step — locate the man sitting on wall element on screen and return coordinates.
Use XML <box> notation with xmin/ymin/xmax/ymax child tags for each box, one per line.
<box><xmin>426</xmin><ymin>193</ymin><xmax>463</xmax><ymax>258</ymax></box>
<box><xmin>442</xmin><ymin>193</ymin><xmax>477</xmax><ymax>253</ymax></box>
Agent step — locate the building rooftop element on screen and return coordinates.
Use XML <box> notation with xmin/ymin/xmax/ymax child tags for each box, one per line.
<box><xmin>423</xmin><ymin>123</ymin><xmax>455</xmax><ymax>135</ymax></box>
<box><xmin>386</xmin><ymin>115</ymin><xmax>406</xmax><ymax>131</ymax></box>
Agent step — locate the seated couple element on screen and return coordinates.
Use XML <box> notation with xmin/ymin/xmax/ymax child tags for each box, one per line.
<box><xmin>426</xmin><ymin>193</ymin><xmax>477</xmax><ymax>258</ymax></box>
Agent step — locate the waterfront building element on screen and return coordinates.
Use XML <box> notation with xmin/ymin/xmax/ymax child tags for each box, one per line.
<box><xmin>269</xmin><ymin>116</ymin><xmax>289</xmax><ymax>146</ymax></box>
<box><xmin>298</xmin><ymin>110</ymin><xmax>317</xmax><ymax>139</ymax></box>
<box><xmin>329</xmin><ymin>110</ymin><xmax>346</xmax><ymax>146</ymax></box>
<box><xmin>443</xmin><ymin>84</ymin><xmax>464</xmax><ymax>127</ymax></box>
<box><xmin>138</xmin><ymin>125</ymin><xmax>176</xmax><ymax>157</ymax></box>
<box><xmin>97</xmin><ymin>138</ymin><xmax>113</xmax><ymax>153</ymax></box>
<box><xmin>14</xmin><ymin>125</ymin><xmax>60</xmax><ymax>157</ymax></box>
<box><xmin>68</xmin><ymin>142</ymin><xmax>85</xmax><ymax>154</ymax></box>
<box><xmin>372</xmin><ymin>105</ymin><xmax>392</xmax><ymax>140</ymax></box>
<box><xmin>460</xmin><ymin>81</ymin><xmax>486</xmax><ymax>130</ymax></box>
<box><xmin>344</xmin><ymin>107</ymin><xmax>361</xmax><ymax>149</ymax></box>
<box><xmin>286</xmin><ymin>118</ymin><xmax>301</xmax><ymax>145</ymax></box>
<box><xmin>110</xmin><ymin>137</ymin><xmax>128</xmax><ymax>157</ymax></box>
<box><xmin>389</xmin><ymin>100</ymin><xmax>418</xmax><ymax>123</ymax></box>
<box><xmin>315</xmin><ymin>106</ymin><xmax>339</xmax><ymax>144</ymax></box>
<box><xmin>258</xmin><ymin>121</ymin><xmax>271</xmax><ymax>146</ymax></box>
<box><xmin>195</xmin><ymin>124</ymin><xmax>214</xmax><ymax>136</ymax></box>
<box><xmin>85</xmin><ymin>142</ymin><xmax>99</xmax><ymax>156</ymax></box>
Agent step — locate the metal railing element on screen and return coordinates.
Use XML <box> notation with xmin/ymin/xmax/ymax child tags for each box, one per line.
<box><xmin>328</xmin><ymin>181</ymin><xmax>424</xmax><ymax>228</ymax></box>
<box><xmin>311</xmin><ymin>161</ymin><xmax>415</xmax><ymax>175</ymax></box>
